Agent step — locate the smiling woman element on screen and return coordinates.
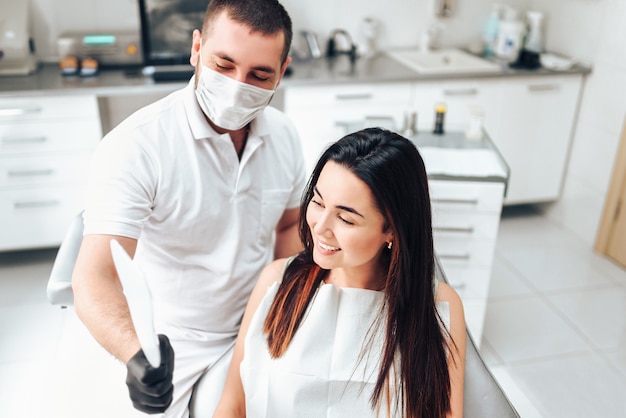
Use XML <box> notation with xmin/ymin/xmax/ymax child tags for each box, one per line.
<box><xmin>214</xmin><ymin>127</ymin><xmax>467</xmax><ymax>418</ymax></box>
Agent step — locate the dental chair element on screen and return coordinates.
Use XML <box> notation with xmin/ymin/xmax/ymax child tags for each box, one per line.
<box><xmin>47</xmin><ymin>212</ymin><xmax>519</xmax><ymax>417</ymax></box>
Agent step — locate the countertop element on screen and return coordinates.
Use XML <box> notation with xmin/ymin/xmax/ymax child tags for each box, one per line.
<box><xmin>412</xmin><ymin>130</ymin><xmax>509</xmax><ymax>190</ymax></box>
<box><xmin>342</xmin><ymin>123</ymin><xmax>510</xmax><ymax>189</ymax></box>
<box><xmin>0</xmin><ymin>51</ymin><xmax>591</xmax><ymax>98</ymax></box>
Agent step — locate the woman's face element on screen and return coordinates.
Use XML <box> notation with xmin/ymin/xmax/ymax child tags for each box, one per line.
<box><xmin>306</xmin><ymin>161</ymin><xmax>392</xmax><ymax>286</ymax></box>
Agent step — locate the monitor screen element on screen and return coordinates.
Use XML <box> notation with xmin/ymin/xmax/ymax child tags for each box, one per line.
<box><xmin>138</xmin><ymin>0</ymin><xmax>208</xmax><ymax>66</ymax></box>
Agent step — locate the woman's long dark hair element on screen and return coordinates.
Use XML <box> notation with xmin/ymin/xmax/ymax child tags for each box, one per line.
<box><xmin>263</xmin><ymin>128</ymin><xmax>452</xmax><ymax>417</ymax></box>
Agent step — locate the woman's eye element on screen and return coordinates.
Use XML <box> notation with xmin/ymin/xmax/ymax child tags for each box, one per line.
<box><xmin>339</xmin><ymin>216</ymin><xmax>354</xmax><ymax>225</ymax></box>
<box><xmin>311</xmin><ymin>199</ymin><xmax>323</xmax><ymax>207</ymax></box>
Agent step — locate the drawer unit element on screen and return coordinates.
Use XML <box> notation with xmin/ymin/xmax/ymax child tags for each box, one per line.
<box><xmin>429</xmin><ymin>179</ymin><xmax>505</xmax><ymax>213</ymax></box>
<box><xmin>0</xmin><ymin>186</ymin><xmax>86</xmax><ymax>250</ymax></box>
<box><xmin>0</xmin><ymin>94</ymin><xmax>101</xmax><ymax>251</ymax></box>
<box><xmin>0</xmin><ymin>154</ymin><xmax>92</xmax><ymax>187</ymax></box>
<box><xmin>285</xmin><ymin>82</ymin><xmax>412</xmax><ymax>109</ymax></box>
<box><xmin>432</xmin><ymin>211</ymin><xmax>500</xmax><ymax>240</ymax></box>
<box><xmin>434</xmin><ymin>237</ymin><xmax>497</xmax><ymax>267</ymax></box>
<box><xmin>0</xmin><ymin>119</ymin><xmax>101</xmax><ymax>154</ymax></box>
<box><xmin>429</xmin><ymin>179</ymin><xmax>505</xmax><ymax>346</ymax></box>
<box><xmin>0</xmin><ymin>96</ymin><xmax>100</xmax><ymax>121</ymax></box>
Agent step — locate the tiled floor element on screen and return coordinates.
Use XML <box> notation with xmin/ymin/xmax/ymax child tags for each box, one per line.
<box><xmin>0</xmin><ymin>205</ymin><xmax>625</xmax><ymax>417</ymax></box>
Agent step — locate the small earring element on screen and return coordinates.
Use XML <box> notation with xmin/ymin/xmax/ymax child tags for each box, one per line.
<box><xmin>387</xmin><ymin>241</ymin><xmax>393</xmax><ymax>250</ymax></box>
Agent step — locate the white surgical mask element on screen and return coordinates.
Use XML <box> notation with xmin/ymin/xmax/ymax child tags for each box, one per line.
<box><xmin>195</xmin><ymin>60</ymin><xmax>275</xmax><ymax>131</ymax></box>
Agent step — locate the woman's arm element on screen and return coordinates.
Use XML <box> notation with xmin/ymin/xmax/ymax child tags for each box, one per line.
<box><xmin>213</xmin><ymin>258</ymin><xmax>288</xmax><ymax>417</ymax></box>
<box><xmin>436</xmin><ymin>282</ymin><xmax>467</xmax><ymax>418</ymax></box>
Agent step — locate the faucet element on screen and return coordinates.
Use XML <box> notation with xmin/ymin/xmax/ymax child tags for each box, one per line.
<box><xmin>420</xmin><ymin>20</ymin><xmax>446</xmax><ymax>53</ymax></box>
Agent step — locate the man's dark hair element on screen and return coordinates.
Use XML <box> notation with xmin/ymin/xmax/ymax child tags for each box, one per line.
<box><xmin>202</xmin><ymin>0</ymin><xmax>293</xmax><ymax>64</ymax></box>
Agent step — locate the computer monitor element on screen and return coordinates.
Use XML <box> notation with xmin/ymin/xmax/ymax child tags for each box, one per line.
<box><xmin>138</xmin><ymin>0</ymin><xmax>207</xmax><ymax>67</ymax></box>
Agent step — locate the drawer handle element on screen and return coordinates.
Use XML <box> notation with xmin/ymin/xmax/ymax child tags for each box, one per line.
<box><xmin>434</xmin><ymin>226</ymin><xmax>475</xmax><ymax>234</ymax></box>
<box><xmin>335</xmin><ymin>93</ymin><xmax>373</xmax><ymax>101</ymax></box>
<box><xmin>14</xmin><ymin>199</ymin><xmax>60</xmax><ymax>209</ymax></box>
<box><xmin>0</xmin><ymin>106</ymin><xmax>43</xmax><ymax>117</ymax></box>
<box><xmin>527</xmin><ymin>84</ymin><xmax>559</xmax><ymax>92</ymax></box>
<box><xmin>438</xmin><ymin>253</ymin><xmax>471</xmax><ymax>261</ymax></box>
<box><xmin>1</xmin><ymin>136</ymin><xmax>48</xmax><ymax>145</ymax></box>
<box><xmin>8</xmin><ymin>169</ymin><xmax>55</xmax><ymax>178</ymax></box>
<box><xmin>443</xmin><ymin>88</ymin><xmax>478</xmax><ymax>96</ymax></box>
<box><xmin>431</xmin><ymin>198</ymin><xmax>479</xmax><ymax>205</ymax></box>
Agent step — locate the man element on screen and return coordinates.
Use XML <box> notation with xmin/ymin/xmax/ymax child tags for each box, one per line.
<box><xmin>71</xmin><ymin>1</ymin><xmax>305</xmax><ymax>416</ymax></box>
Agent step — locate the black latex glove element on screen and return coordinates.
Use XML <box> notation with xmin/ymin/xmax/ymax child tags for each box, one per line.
<box><xmin>125</xmin><ymin>334</ymin><xmax>175</xmax><ymax>414</ymax></box>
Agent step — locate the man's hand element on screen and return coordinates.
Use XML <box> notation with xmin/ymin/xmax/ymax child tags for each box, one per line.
<box><xmin>125</xmin><ymin>334</ymin><xmax>175</xmax><ymax>414</ymax></box>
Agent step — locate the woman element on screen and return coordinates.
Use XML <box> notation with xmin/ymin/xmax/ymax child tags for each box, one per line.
<box><xmin>214</xmin><ymin>128</ymin><xmax>466</xmax><ymax>417</ymax></box>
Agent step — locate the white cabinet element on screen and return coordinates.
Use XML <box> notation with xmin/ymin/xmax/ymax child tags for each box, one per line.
<box><xmin>487</xmin><ymin>75</ymin><xmax>583</xmax><ymax>204</ymax></box>
<box><xmin>429</xmin><ymin>180</ymin><xmax>506</xmax><ymax>345</ymax></box>
<box><xmin>409</xmin><ymin>74</ymin><xmax>583</xmax><ymax>204</ymax></box>
<box><xmin>0</xmin><ymin>95</ymin><xmax>102</xmax><ymax>250</ymax></box>
<box><xmin>284</xmin><ymin>82</ymin><xmax>412</xmax><ymax>173</ymax></box>
<box><xmin>412</xmin><ymin>78</ymin><xmax>502</xmax><ymax>134</ymax></box>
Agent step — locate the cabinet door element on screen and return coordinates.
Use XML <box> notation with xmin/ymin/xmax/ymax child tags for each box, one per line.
<box><xmin>412</xmin><ymin>79</ymin><xmax>502</xmax><ymax>133</ymax></box>
<box><xmin>284</xmin><ymin>83</ymin><xmax>412</xmax><ymax>173</ymax></box>
<box><xmin>489</xmin><ymin>75</ymin><xmax>583</xmax><ymax>204</ymax></box>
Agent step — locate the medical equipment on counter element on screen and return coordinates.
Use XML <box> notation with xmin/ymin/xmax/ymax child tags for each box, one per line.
<box><xmin>0</xmin><ymin>1</ymin><xmax>37</xmax><ymax>75</ymax></box>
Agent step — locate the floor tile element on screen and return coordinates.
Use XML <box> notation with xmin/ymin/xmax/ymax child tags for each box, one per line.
<box><xmin>498</xmin><ymin>242</ymin><xmax>615</xmax><ymax>293</ymax></box>
<box><xmin>488</xmin><ymin>255</ymin><xmax>535</xmax><ymax>298</ymax></box>
<box><xmin>483</xmin><ymin>296</ymin><xmax>591</xmax><ymax>363</ymax></box>
<box><xmin>0</xmin><ymin>303</ymin><xmax>66</xmax><ymax>364</ymax></box>
<box><xmin>507</xmin><ymin>352</ymin><xmax>626</xmax><ymax>418</ymax></box>
<box><xmin>602</xmin><ymin>348</ymin><xmax>626</xmax><ymax>380</ymax></box>
<box><xmin>548</xmin><ymin>284</ymin><xmax>626</xmax><ymax>350</ymax></box>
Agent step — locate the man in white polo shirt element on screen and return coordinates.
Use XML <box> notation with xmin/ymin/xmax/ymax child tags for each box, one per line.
<box><xmin>71</xmin><ymin>1</ymin><xmax>306</xmax><ymax>416</ymax></box>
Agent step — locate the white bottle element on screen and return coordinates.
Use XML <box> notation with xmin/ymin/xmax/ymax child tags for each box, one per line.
<box><xmin>525</xmin><ymin>11</ymin><xmax>544</xmax><ymax>54</ymax></box>
<box><xmin>495</xmin><ymin>19</ymin><xmax>525</xmax><ymax>61</ymax></box>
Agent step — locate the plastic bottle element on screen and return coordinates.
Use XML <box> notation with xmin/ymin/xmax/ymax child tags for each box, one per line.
<box><xmin>525</xmin><ymin>11</ymin><xmax>544</xmax><ymax>54</ymax></box>
<box><xmin>482</xmin><ymin>5</ymin><xmax>500</xmax><ymax>57</ymax></box>
<box><xmin>495</xmin><ymin>19</ymin><xmax>525</xmax><ymax>61</ymax></box>
<box><xmin>433</xmin><ymin>103</ymin><xmax>446</xmax><ymax>135</ymax></box>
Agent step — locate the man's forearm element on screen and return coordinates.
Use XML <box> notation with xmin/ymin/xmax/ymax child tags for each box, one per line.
<box><xmin>74</xmin><ymin>275</ymin><xmax>141</xmax><ymax>363</ymax></box>
<box><xmin>72</xmin><ymin>235</ymin><xmax>142</xmax><ymax>363</ymax></box>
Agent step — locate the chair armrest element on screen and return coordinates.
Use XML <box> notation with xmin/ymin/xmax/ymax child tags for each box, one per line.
<box><xmin>46</xmin><ymin>212</ymin><xmax>84</xmax><ymax>307</ymax></box>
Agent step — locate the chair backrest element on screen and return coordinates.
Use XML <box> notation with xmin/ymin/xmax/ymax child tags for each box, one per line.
<box><xmin>434</xmin><ymin>259</ymin><xmax>519</xmax><ymax>418</ymax></box>
<box><xmin>46</xmin><ymin>212</ymin><xmax>84</xmax><ymax>307</ymax></box>
<box><xmin>46</xmin><ymin>214</ymin><xmax>519</xmax><ymax>417</ymax></box>
<box><xmin>463</xmin><ymin>330</ymin><xmax>519</xmax><ymax>417</ymax></box>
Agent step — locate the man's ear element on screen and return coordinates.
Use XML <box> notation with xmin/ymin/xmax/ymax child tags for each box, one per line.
<box><xmin>275</xmin><ymin>56</ymin><xmax>292</xmax><ymax>89</ymax></box>
<box><xmin>190</xmin><ymin>29</ymin><xmax>202</xmax><ymax>67</ymax></box>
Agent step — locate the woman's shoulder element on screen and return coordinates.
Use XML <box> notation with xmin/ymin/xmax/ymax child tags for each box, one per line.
<box><xmin>258</xmin><ymin>256</ymin><xmax>295</xmax><ymax>288</ymax></box>
<box><xmin>435</xmin><ymin>281</ymin><xmax>463</xmax><ymax>309</ymax></box>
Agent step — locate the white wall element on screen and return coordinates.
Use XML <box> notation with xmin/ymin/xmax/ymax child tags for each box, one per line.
<box><xmin>530</xmin><ymin>0</ymin><xmax>626</xmax><ymax>247</ymax></box>
<box><xmin>30</xmin><ymin>0</ymin><xmax>528</xmax><ymax>62</ymax></box>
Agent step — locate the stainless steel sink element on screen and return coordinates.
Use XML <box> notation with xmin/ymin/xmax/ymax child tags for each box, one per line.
<box><xmin>387</xmin><ymin>48</ymin><xmax>501</xmax><ymax>75</ymax></box>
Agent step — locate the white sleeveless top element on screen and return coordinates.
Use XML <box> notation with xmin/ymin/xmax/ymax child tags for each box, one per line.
<box><xmin>240</xmin><ymin>277</ymin><xmax>450</xmax><ymax>418</ymax></box>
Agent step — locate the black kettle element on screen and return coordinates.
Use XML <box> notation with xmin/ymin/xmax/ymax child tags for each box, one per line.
<box><xmin>326</xmin><ymin>29</ymin><xmax>357</xmax><ymax>61</ymax></box>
